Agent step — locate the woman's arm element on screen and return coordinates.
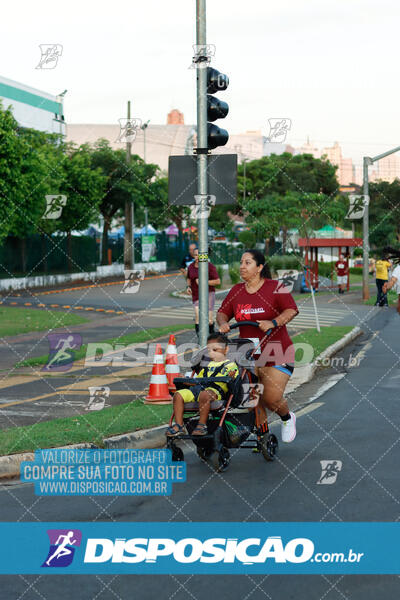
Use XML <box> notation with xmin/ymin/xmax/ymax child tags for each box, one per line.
<box><xmin>209</xmin><ymin>278</ymin><xmax>221</xmax><ymax>286</ymax></box>
<box><xmin>256</xmin><ymin>308</ymin><xmax>298</xmax><ymax>332</ymax></box>
<box><xmin>216</xmin><ymin>312</ymin><xmax>230</xmax><ymax>333</ymax></box>
<box><xmin>383</xmin><ymin>276</ymin><xmax>398</xmax><ymax>293</ymax></box>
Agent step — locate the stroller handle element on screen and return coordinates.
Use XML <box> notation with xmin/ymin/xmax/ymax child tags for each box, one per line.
<box><xmin>229</xmin><ymin>321</ymin><xmax>261</xmax><ymax>329</ymax></box>
<box><xmin>228</xmin><ymin>321</ymin><xmax>273</xmax><ymax>336</ymax></box>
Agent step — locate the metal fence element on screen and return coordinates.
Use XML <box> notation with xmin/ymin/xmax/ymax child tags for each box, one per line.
<box><xmin>0</xmin><ymin>232</ymin><xmax>256</xmax><ymax>277</ymax></box>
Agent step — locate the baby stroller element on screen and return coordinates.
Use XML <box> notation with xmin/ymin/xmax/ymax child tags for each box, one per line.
<box><xmin>166</xmin><ymin>322</ymin><xmax>278</xmax><ymax>472</ymax></box>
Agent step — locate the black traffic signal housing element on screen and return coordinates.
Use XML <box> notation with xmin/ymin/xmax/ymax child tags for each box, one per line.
<box><xmin>207</xmin><ymin>67</ymin><xmax>229</xmax><ymax>150</ymax></box>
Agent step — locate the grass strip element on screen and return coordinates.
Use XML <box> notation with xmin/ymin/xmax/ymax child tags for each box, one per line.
<box><xmin>364</xmin><ymin>289</ymin><xmax>398</xmax><ymax>306</ymax></box>
<box><xmin>0</xmin><ymin>399</ymin><xmax>171</xmax><ymax>456</ymax></box>
<box><xmin>292</xmin><ymin>326</ymin><xmax>353</xmax><ymax>362</ymax></box>
<box><xmin>16</xmin><ymin>324</ymin><xmax>194</xmax><ymax>368</ymax></box>
<box><xmin>0</xmin><ymin>306</ymin><xmax>88</xmax><ymax>337</ymax></box>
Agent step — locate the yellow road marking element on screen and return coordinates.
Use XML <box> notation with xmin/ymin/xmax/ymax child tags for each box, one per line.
<box><xmin>0</xmin><ymin>389</ymin><xmax>145</xmax><ymax>408</ymax></box>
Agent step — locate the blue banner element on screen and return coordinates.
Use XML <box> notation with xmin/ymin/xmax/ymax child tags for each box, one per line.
<box><xmin>20</xmin><ymin>449</ymin><xmax>186</xmax><ymax>496</ymax></box>
<box><xmin>0</xmin><ymin>522</ymin><xmax>399</xmax><ymax>574</ymax></box>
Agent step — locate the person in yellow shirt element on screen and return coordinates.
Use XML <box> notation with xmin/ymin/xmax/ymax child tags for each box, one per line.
<box><xmin>375</xmin><ymin>254</ymin><xmax>392</xmax><ymax>307</ymax></box>
<box><xmin>167</xmin><ymin>333</ymin><xmax>239</xmax><ymax>437</ymax></box>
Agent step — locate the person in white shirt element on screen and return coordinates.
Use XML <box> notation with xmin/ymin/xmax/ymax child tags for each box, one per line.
<box><xmin>382</xmin><ymin>249</ymin><xmax>400</xmax><ymax>314</ymax></box>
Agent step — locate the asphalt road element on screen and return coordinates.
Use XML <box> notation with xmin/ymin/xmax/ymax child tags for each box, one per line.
<box><xmin>1</xmin><ymin>308</ymin><xmax>399</xmax><ymax>598</ymax></box>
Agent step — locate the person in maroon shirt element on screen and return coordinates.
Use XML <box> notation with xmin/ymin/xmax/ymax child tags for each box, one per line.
<box><xmin>187</xmin><ymin>248</ymin><xmax>221</xmax><ymax>339</ymax></box>
<box><xmin>217</xmin><ymin>249</ymin><xmax>298</xmax><ymax>443</ymax></box>
<box><xmin>335</xmin><ymin>253</ymin><xmax>349</xmax><ymax>294</ymax></box>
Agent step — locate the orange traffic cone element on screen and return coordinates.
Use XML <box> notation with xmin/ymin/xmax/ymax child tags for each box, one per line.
<box><xmin>145</xmin><ymin>343</ymin><xmax>172</xmax><ymax>405</ymax></box>
<box><xmin>165</xmin><ymin>334</ymin><xmax>180</xmax><ymax>392</ymax></box>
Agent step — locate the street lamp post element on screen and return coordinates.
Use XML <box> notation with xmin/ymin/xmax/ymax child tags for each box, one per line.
<box><xmin>124</xmin><ymin>100</ymin><xmax>134</xmax><ymax>270</ymax></box>
<box><xmin>243</xmin><ymin>158</ymin><xmax>248</xmax><ymax>204</ymax></box>
<box><xmin>141</xmin><ymin>120</ymin><xmax>150</xmax><ymax>163</ymax></box>
<box><xmin>55</xmin><ymin>89</ymin><xmax>67</xmax><ymax>138</ymax></box>
<box><xmin>362</xmin><ymin>145</ymin><xmax>400</xmax><ymax>300</ymax></box>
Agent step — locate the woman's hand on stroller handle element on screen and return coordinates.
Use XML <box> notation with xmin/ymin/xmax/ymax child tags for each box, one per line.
<box><xmin>256</xmin><ymin>319</ymin><xmax>275</xmax><ymax>333</ymax></box>
<box><xmin>219</xmin><ymin>321</ymin><xmax>273</xmax><ymax>336</ymax></box>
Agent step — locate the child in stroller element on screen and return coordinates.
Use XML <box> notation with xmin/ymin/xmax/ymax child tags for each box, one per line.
<box><xmin>166</xmin><ymin>333</ymin><xmax>239</xmax><ymax>437</ymax></box>
<box><xmin>166</xmin><ymin>322</ymin><xmax>279</xmax><ymax>472</ymax></box>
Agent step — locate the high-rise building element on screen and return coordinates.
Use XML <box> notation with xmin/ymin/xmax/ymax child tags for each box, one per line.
<box><xmin>297</xmin><ymin>137</ymin><xmax>321</xmax><ymax>158</ymax></box>
<box><xmin>321</xmin><ymin>141</ymin><xmax>354</xmax><ymax>186</ymax></box>
<box><xmin>377</xmin><ymin>154</ymin><xmax>400</xmax><ymax>182</ymax></box>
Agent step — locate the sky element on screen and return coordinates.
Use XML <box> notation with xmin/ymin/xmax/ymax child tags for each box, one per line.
<box><xmin>1</xmin><ymin>0</ymin><xmax>400</xmax><ymax>167</ymax></box>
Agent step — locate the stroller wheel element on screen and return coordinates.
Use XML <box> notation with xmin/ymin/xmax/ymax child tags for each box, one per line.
<box><xmin>171</xmin><ymin>446</ymin><xmax>184</xmax><ymax>462</ymax></box>
<box><xmin>260</xmin><ymin>433</ymin><xmax>278</xmax><ymax>462</ymax></box>
<box><xmin>211</xmin><ymin>448</ymin><xmax>230</xmax><ymax>473</ymax></box>
<box><xmin>197</xmin><ymin>446</ymin><xmax>212</xmax><ymax>462</ymax></box>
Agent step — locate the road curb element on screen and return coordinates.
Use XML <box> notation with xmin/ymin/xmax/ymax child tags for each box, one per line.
<box><xmin>0</xmin><ymin>443</ymin><xmax>96</xmax><ymax>480</ymax></box>
<box><xmin>104</xmin><ymin>424</ymin><xmax>168</xmax><ymax>450</ymax></box>
<box><xmin>0</xmin><ymin>327</ymin><xmax>362</xmax><ymax>480</ymax></box>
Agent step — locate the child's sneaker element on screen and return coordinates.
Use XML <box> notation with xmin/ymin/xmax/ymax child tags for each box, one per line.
<box><xmin>281</xmin><ymin>412</ymin><xmax>296</xmax><ymax>443</ymax></box>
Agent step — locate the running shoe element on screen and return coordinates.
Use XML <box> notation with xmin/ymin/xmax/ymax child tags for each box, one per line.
<box><xmin>281</xmin><ymin>411</ymin><xmax>296</xmax><ymax>443</ymax></box>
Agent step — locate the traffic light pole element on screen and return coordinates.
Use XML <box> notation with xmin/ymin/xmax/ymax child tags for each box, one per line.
<box><xmin>362</xmin><ymin>144</ymin><xmax>400</xmax><ymax>300</ymax></box>
<box><xmin>196</xmin><ymin>0</ymin><xmax>209</xmax><ymax>347</ymax></box>
<box><xmin>124</xmin><ymin>100</ymin><xmax>134</xmax><ymax>270</ymax></box>
<box><xmin>362</xmin><ymin>157</ymin><xmax>370</xmax><ymax>301</ymax></box>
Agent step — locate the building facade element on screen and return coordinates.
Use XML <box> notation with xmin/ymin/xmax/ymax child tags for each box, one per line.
<box><xmin>0</xmin><ymin>75</ymin><xmax>65</xmax><ymax>135</ymax></box>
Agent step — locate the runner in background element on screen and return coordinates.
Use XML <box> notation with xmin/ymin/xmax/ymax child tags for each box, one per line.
<box><xmin>374</xmin><ymin>252</ymin><xmax>392</xmax><ymax>307</ymax></box>
<box><xmin>179</xmin><ymin>243</ymin><xmax>197</xmax><ymax>278</ymax></box>
<box><xmin>382</xmin><ymin>248</ymin><xmax>400</xmax><ymax>314</ymax></box>
<box><xmin>335</xmin><ymin>253</ymin><xmax>349</xmax><ymax>294</ymax></box>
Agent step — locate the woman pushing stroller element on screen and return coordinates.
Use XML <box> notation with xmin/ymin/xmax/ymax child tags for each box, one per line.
<box><xmin>217</xmin><ymin>249</ymin><xmax>298</xmax><ymax>444</ymax></box>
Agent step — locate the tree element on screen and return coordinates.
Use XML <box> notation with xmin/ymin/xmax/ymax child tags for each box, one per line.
<box><xmin>237</xmin><ymin>153</ymin><xmax>344</xmax><ymax>253</ymax></box>
<box><xmin>90</xmin><ymin>139</ymin><xmax>161</xmax><ymax>264</ymax></box>
<box><xmin>0</xmin><ymin>103</ymin><xmax>26</xmax><ymax>242</ymax></box>
<box><xmin>55</xmin><ymin>143</ymin><xmax>106</xmax><ymax>271</ymax></box>
<box><xmin>8</xmin><ymin>127</ymin><xmax>65</xmax><ymax>271</ymax></box>
<box><xmin>368</xmin><ymin>180</ymin><xmax>400</xmax><ymax>250</ymax></box>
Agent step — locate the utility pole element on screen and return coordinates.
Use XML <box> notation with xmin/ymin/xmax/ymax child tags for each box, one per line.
<box><xmin>196</xmin><ymin>0</ymin><xmax>209</xmax><ymax>347</ymax></box>
<box><xmin>243</xmin><ymin>158</ymin><xmax>248</xmax><ymax>204</ymax></box>
<box><xmin>141</xmin><ymin>120</ymin><xmax>150</xmax><ymax>163</ymax></box>
<box><xmin>362</xmin><ymin>144</ymin><xmax>400</xmax><ymax>300</ymax></box>
<box><xmin>362</xmin><ymin>156</ymin><xmax>371</xmax><ymax>301</ymax></box>
<box><xmin>124</xmin><ymin>101</ymin><xmax>134</xmax><ymax>269</ymax></box>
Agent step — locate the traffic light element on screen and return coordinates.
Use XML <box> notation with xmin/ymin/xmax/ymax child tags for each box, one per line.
<box><xmin>207</xmin><ymin>67</ymin><xmax>229</xmax><ymax>150</ymax></box>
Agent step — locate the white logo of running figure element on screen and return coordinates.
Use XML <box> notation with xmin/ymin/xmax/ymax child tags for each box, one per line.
<box><xmin>189</xmin><ymin>44</ymin><xmax>216</xmax><ymax>69</ymax></box>
<box><xmin>241</xmin><ymin>383</ymin><xmax>264</xmax><ymax>408</ymax></box>
<box><xmin>46</xmin><ymin>531</ymin><xmax>77</xmax><ymax>566</ymax></box>
<box><xmin>43</xmin><ymin>195</ymin><xmax>67</xmax><ymax>219</ymax></box>
<box><xmin>36</xmin><ymin>44</ymin><xmax>63</xmax><ymax>69</ymax></box>
<box><xmin>121</xmin><ymin>270</ymin><xmax>145</xmax><ymax>294</ymax></box>
<box><xmin>346</xmin><ymin>195</ymin><xmax>367</xmax><ymax>220</ymax></box>
<box><xmin>190</xmin><ymin>194</ymin><xmax>216</xmax><ymax>219</ymax></box>
<box><xmin>116</xmin><ymin>118</ymin><xmax>142</xmax><ymax>143</ymax></box>
<box><xmin>266</xmin><ymin>118</ymin><xmax>292</xmax><ymax>143</ymax></box>
<box><xmin>317</xmin><ymin>460</ymin><xmax>343</xmax><ymax>484</ymax></box>
<box><xmin>275</xmin><ymin>270</ymin><xmax>299</xmax><ymax>294</ymax></box>
<box><xmin>87</xmin><ymin>386</ymin><xmax>110</xmax><ymax>411</ymax></box>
